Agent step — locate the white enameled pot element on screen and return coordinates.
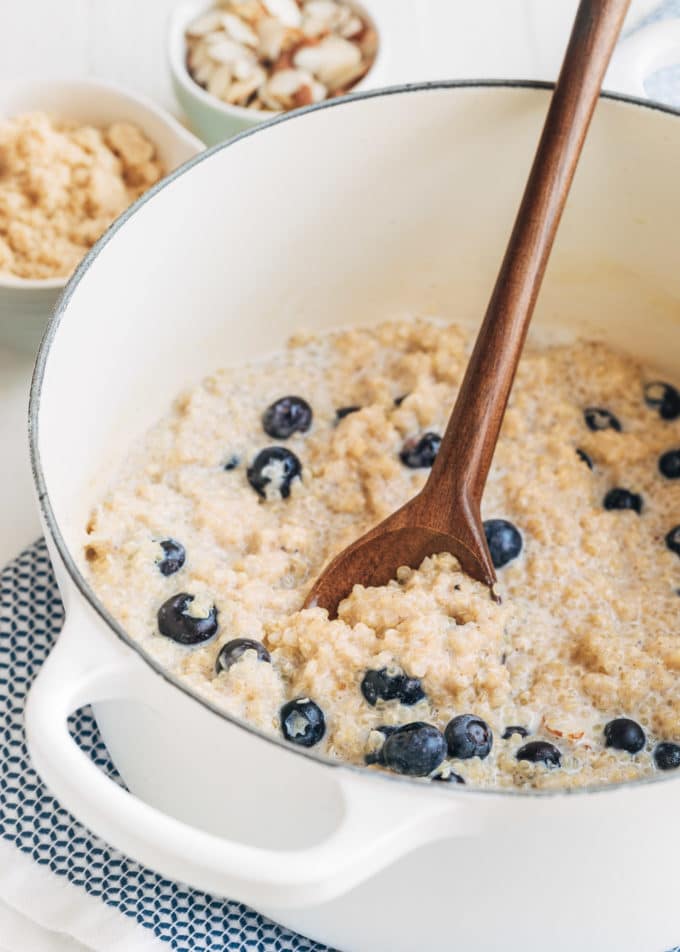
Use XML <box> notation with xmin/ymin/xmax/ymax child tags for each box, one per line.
<box><xmin>27</xmin><ymin>83</ymin><xmax>680</xmax><ymax>952</ymax></box>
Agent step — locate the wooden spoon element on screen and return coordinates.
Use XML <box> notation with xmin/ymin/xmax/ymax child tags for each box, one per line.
<box><xmin>305</xmin><ymin>0</ymin><xmax>630</xmax><ymax>616</ymax></box>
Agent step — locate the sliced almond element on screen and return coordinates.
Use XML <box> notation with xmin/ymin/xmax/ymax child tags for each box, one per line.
<box><xmin>228</xmin><ymin>0</ymin><xmax>267</xmax><ymax>23</ymax></box>
<box><xmin>186</xmin><ymin>10</ymin><xmax>227</xmax><ymax>37</ymax></box>
<box><xmin>293</xmin><ymin>33</ymin><xmax>360</xmax><ymax>88</ymax></box>
<box><xmin>262</xmin><ymin>0</ymin><xmax>302</xmax><ymax>28</ymax></box>
<box><xmin>232</xmin><ymin>55</ymin><xmax>260</xmax><ymax>79</ymax></box>
<box><xmin>257</xmin><ymin>16</ymin><xmax>287</xmax><ymax>60</ymax></box>
<box><xmin>225</xmin><ymin>65</ymin><xmax>267</xmax><ymax>104</ymax></box>
<box><xmin>309</xmin><ymin>78</ymin><xmax>327</xmax><ymax>102</ymax></box>
<box><xmin>301</xmin><ymin>0</ymin><xmax>341</xmax><ymax>36</ymax></box>
<box><xmin>325</xmin><ymin>58</ymin><xmax>367</xmax><ymax>93</ymax></box>
<box><xmin>221</xmin><ymin>11</ymin><xmax>259</xmax><ymax>46</ymax></box>
<box><xmin>249</xmin><ymin>95</ymin><xmax>276</xmax><ymax>112</ymax></box>
<box><xmin>208</xmin><ymin>36</ymin><xmax>255</xmax><ymax>65</ymax></box>
<box><xmin>192</xmin><ymin>59</ymin><xmax>216</xmax><ymax>86</ymax></box>
<box><xmin>188</xmin><ymin>40</ymin><xmax>211</xmax><ymax>67</ymax></box>
<box><xmin>339</xmin><ymin>14</ymin><xmax>363</xmax><ymax>39</ymax></box>
<box><xmin>261</xmin><ymin>67</ymin><xmax>308</xmax><ymax>107</ymax></box>
<box><xmin>207</xmin><ymin>63</ymin><xmax>234</xmax><ymax>98</ymax></box>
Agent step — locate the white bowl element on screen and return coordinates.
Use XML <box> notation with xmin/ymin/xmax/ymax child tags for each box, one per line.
<box><xmin>0</xmin><ymin>78</ymin><xmax>204</xmax><ymax>355</ymax></box>
<box><xmin>27</xmin><ymin>83</ymin><xmax>680</xmax><ymax>952</ymax></box>
<box><xmin>168</xmin><ymin>0</ymin><xmax>387</xmax><ymax>145</ymax></box>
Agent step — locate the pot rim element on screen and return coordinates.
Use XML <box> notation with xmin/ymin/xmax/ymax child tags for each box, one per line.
<box><xmin>29</xmin><ymin>78</ymin><xmax>680</xmax><ymax>801</ymax></box>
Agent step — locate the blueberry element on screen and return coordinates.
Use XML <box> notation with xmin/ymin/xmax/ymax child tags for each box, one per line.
<box><xmin>364</xmin><ymin>725</ymin><xmax>399</xmax><ymax>765</ymax></box>
<box><xmin>604</xmin><ymin>717</ymin><xmax>645</xmax><ymax>754</ymax></box>
<box><xmin>603</xmin><ymin>488</ymin><xmax>643</xmax><ymax>514</ymax></box>
<box><xmin>336</xmin><ymin>405</ymin><xmax>361</xmax><ymax>421</ymax></box>
<box><xmin>576</xmin><ymin>448</ymin><xmax>594</xmax><ymax>469</ymax></box>
<box><xmin>502</xmin><ymin>725</ymin><xmax>529</xmax><ymax>740</ymax></box>
<box><xmin>654</xmin><ymin>741</ymin><xmax>680</xmax><ymax>771</ymax></box>
<box><xmin>644</xmin><ymin>382</ymin><xmax>680</xmax><ymax>421</ymax></box>
<box><xmin>483</xmin><ymin>519</ymin><xmax>523</xmax><ymax>569</ymax></box>
<box><xmin>361</xmin><ymin>667</ymin><xmax>425</xmax><ymax>706</ymax></box>
<box><xmin>666</xmin><ymin>526</ymin><xmax>680</xmax><ymax>557</ymax></box>
<box><xmin>215</xmin><ymin>638</ymin><xmax>270</xmax><ymax>673</ymax></box>
<box><xmin>224</xmin><ymin>454</ymin><xmax>240</xmax><ymax>471</ymax></box>
<box><xmin>659</xmin><ymin>449</ymin><xmax>680</xmax><ymax>480</ymax></box>
<box><xmin>381</xmin><ymin>722</ymin><xmax>447</xmax><ymax>777</ymax></box>
<box><xmin>280</xmin><ymin>698</ymin><xmax>325</xmax><ymax>747</ymax></box>
<box><xmin>432</xmin><ymin>767</ymin><xmax>465</xmax><ymax>784</ymax></box>
<box><xmin>262</xmin><ymin>396</ymin><xmax>312</xmax><ymax>439</ymax></box>
<box><xmin>399</xmin><ymin>432</ymin><xmax>441</xmax><ymax>468</ymax></box>
<box><xmin>158</xmin><ymin>593</ymin><xmax>218</xmax><ymax>646</ymax></box>
<box><xmin>155</xmin><ymin>538</ymin><xmax>186</xmax><ymax>576</ymax></box>
<box><xmin>516</xmin><ymin>740</ymin><xmax>562</xmax><ymax>767</ymax></box>
<box><xmin>247</xmin><ymin>446</ymin><xmax>301</xmax><ymax>499</ymax></box>
<box><xmin>584</xmin><ymin>407</ymin><xmax>622</xmax><ymax>432</ymax></box>
<box><xmin>445</xmin><ymin>714</ymin><xmax>493</xmax><ymax>760</ymax></box>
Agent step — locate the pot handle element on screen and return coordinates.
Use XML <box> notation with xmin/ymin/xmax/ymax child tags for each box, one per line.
<box><xmin>25</xmin><ymin>614</ymin><xmax>465</xmax><ymax>910</ymax></box>
<box><xmin>607</xmin><ymin>18</ymin><xmax>680</xmax><ymax>98</ymax></box>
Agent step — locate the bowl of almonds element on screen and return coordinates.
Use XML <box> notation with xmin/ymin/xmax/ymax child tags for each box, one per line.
<box><xmin>169</xmin><ymin>0</ymin><xmax>382</xmax><ymax>144</ymax></box>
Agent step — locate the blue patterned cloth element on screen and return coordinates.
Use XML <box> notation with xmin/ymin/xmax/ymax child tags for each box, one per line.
<box><xmin>635</xmin><ymin>0</ymin><xmax>680</xmax><ymax>104</ymax></box>
<box><xmin>0</xmin><ymin>540</ymin><xmax>331</xmax><ymax>951</ymax></box>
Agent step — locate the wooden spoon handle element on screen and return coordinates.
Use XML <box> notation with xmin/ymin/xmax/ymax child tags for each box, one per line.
<box><xmin>425</xmin><ymin>0</ymin><xmax>630</xmax><ymax>513</ymax></box>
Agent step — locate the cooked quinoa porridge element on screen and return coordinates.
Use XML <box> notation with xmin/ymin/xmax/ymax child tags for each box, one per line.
<box><xmin>84</xmin><ymin>317</ymin><xmax>680</xmax><ymax>790</ymax></box>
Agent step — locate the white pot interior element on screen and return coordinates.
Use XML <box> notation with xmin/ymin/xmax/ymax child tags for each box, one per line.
<box><xmin>36</xmin><ymin>84</ymin><xmax>680</xmax><ymax>553</ymax></box>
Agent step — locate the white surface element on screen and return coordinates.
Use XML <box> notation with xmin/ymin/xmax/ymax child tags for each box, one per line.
<box><xmin>27</xmin><ymin>83</ymin><xmax>680</xmax><ymax>952</ymax></box>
